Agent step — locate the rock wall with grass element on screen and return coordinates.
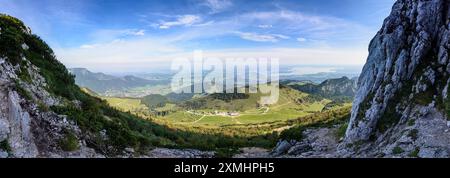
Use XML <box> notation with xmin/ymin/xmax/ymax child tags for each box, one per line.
<box><xmin>343</xmin><ymin>0</ymin><xmax>450</xmax><ymax>157</ymax></box>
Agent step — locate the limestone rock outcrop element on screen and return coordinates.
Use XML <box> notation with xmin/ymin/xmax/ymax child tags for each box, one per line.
<box><xmin>344</xmin><ymin>0</ymin><xmax>450</xmax><ymax>157</ymax></box>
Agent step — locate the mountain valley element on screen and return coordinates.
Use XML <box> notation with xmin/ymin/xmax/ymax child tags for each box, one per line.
<box><xmin>1</xmin><ymin>0</ymin><xmax>449</xmax><ymax>158</ymax></box>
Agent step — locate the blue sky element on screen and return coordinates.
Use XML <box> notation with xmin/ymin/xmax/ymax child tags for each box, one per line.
<box><xmin>0</xmin><ymin>0</ymin><xmax>395</xmax><ymax>73</ymax></box>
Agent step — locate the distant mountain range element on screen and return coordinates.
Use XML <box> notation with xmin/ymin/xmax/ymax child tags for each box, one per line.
<box><xmin>287</xmin><ymin>76</ymin><xmax>357</xmax><ymax>100</ymax></box>
<box><xmin>279</xmin><ymin>66</ymin><xmax>361</xmax><ymax>83</ymax></box>
<box><xmin>70</xmin><ymin>67</ymin><xmax>359</xmax><ymax>98</ymax></box>
<box><xmin>69</xmin><ymin>68</ymin><xmax>169</xmax><ymax>94</ymax></box>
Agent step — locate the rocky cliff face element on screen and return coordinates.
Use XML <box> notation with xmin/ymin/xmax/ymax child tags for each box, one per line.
<box><xmin>0</xmin><ymin>35</ymin><xmax>102</xmax><ymax>158</ymax></box>
<box><xmin>344</xmin><ymin>0</ymin><xmax>450</xmax><ymax>157</ymax></box>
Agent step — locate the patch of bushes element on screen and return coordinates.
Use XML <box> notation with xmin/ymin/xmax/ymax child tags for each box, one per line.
<box><xmin>336</xmin><ymin>123</ymin><xmax>348</xmax><ymax>139</ymax></box>
<box><xmin>375</xmin><ymin>80</ymin><xmax>412</xmax><ymax>133</ymax></box>
<box><xmin>210</xmin><ymin>93</ymin><xmax>250</xmax><ymax>102</ymax></box>
<box><xmin>346</xmin><ymin>140</ymin><xmax>365</xmax><ymax>150</ymax></box>
<box><xmin>280</xmin><ymin>106</ymin><xmax>351</xmax><ymax>141</ymax></box>
<box><xmin>445</xmin><ymin>82</ymin><xmax>450</xmax><ymax>120</ymax></box>
<box><xmin>413</xmin><ymin>87</ymin><xmax>434</xmax><ymax>105</ymax></box>
<box><xmin>279</xmin><ymin>126</ymin><xmax>304</xmax><ymax>141</ymax></box>
<box><xmin>408</xmin><ymin>129</ymin><xmax>418</xmax><ymax>140</ymax></box>
<box><xmin>23</xmin><ymin>34</ymin><xmax>79</xmax><ymax>100</ymax></box>
<box><xmin>0</xmin><ymin>14</ymin><xmax>26</xmax><ymax>65</ymax></box>
<box><xmin>59</xmin><ymin>130</ymin><xmax>79</xmax><ymax>151</ymax></box>
<box><xmin>301</xmin><ymin>94</ymin><xmax>324</xmax><ymax>103</ymax></box>
<box><xmin>13</xmin><ymin>82</ymin><xmax>33</xmax><ymax>101</ymax></box>
<box><xmin>355</xmin><ymin>93</ymin><xmax>374</xmax><ymax>122</ymax></box>
<box><xmin>392</xmin><ymin>146</ymin><xmax>404</xmax><ymax>154</ymax></box>
<box><xmin>215</xmin><ymin>148</ymin><xmax>239</xmax><ymax>158</ymax></box>
<box><xmin>376</xmin><ymin>104</ymin><xmax>401</xmax><ymax>133</ymax></box>
<box><xmin>17</xmin><ymin>62</ymin><xmax>32</xmax><ymax>83</ymax></box>
<box><xmin>37</xmin><ymin>101</ymin><xmax>49</xmax><ymax>112</ymax></box>
<box><xmin>407</xmin><ymin>119</ymin><xmax>415</xmax><ymax>126</ymax></box>
<box><xmin>408</xmin><ymin>147</ymin><xmax>420</xmax><ymax>157</ymax></box>
<box><xmin>0</xmin><ymin>139</ymin><xmax>11</xmax><ymax>153</ymax></box>
<box><xmin>141</xmin><ymin>94</ymin><xmax>168</xmax><ymax>108</ymax></box>
<box><xmin>50</xmin><ymin>95</ymin><xmax>154</xmax><ymax>154</ymax></box>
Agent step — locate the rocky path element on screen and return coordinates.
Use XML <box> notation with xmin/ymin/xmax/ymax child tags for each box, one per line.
<box><xmin>233</xmin><ymin>147</ymin><xmax>271</xmax><ymax>158</ymax></box>
<box><xmin>284</xmin><ymin>127</ymin><xmax>340</xmax><ymax>158</ymax></box>
<box><xmin>233</xmin><ymin>126</ymin><xmax>343</xmax><ymax>158</ymax></box>
<box><xmin>144</xmin><ymin>148</ymin><xmax>215</xmax><ymax>158</ymax></box>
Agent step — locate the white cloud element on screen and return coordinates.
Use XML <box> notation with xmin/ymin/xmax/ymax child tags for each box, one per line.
<box><xmin>234</xmin><ymin>32</ymin><xmax>278</xmax><ymax>42</ymax></box>
<box><xmin>203</xmin><ymin>0</ymin><xmax>232</xmax><ymax>13</ymax></box>
<box><xmin>142</xmin><ymin>9</ymin><xmax>371</xmax><ymax>47</ymax></box>
<box><xmin>159</xmin><ymin>25</ymin><xmax>170</xmax><ymax>29</ymax></box>
<box><xmin>50</xmin><ymin>7</ymin><xmax>372</xmax><ymax>73</ymax></box>
<box><xmin>197</xmin><ymin>47</ymin><xmax>368</xmax><ymax>66</ymax></box>
<box><xmin>258</xmin><ymin>24</ymin><xmax>273</xmax><ymax>29</ymax></box>
<box><xmin>158</xmin><ymin>15</ymin><xmax>202</xmax><ymax>29</ymax></box>
<box><xmin>297</xmin><ymin>37</ymin><xmax>307</xmax><ymax>42</ymax></box>
<box><xmin>273</xmin><ymin>34</ymin><xmax>290</xmax><ymax>39</ymax></box>
<box><xmin>234</xmin><ymin>32</ymin><xmax>290</xmax><ymax>42</ymax></box>
<box><xmin>88</xmin><ymin>29</ymin><xmax>146</xmax><ymax>43</ymax></box>
<box><xmin>192</xmin><ymin>20</ymin><xmax>215</xmax><ymax>27</ymax></box>
<box><xmin>240</xmin><ymin>10</ymin><xmax>372</xmax><ymax>42</ymax></box>
<box><xmin>126</xmin><ymin>29</ymin><xmax>145</xmax><ymax>36</ymax></box>
<box><xmin>57</xmin><ymin>45</ymin><xmax>367</xmax><ymax>73</ymax></box>
<box><xmin>80</xmin><ymin>44</ymin><xmax>98</xmax><ymax>49</ymax></box>
<box><xmin>55</xmin><ymin>37</ymin><xmax>182</xmax><ymax>72</ymax></box>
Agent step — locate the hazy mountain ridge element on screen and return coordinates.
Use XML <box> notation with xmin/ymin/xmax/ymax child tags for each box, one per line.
<box><xmin>69</xmin><ymin>68</ymin><xmax>168</xmax><ymax>94</ymax></box>
<box><xmin>279</xmin><ymin>66</ymin><xmax>361</xmax><ymax>84</ymax></box>
<box><xmin>288</xmin><ymin>76</ymin><xmax>357</xmax><ymax>100</ymax></box>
